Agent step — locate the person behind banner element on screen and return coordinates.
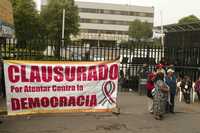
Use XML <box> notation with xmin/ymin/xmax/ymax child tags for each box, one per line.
<box><xmin>119</xmin><ymin>70</ymin><xmax>125</xmax><ymax>92</ymax></box>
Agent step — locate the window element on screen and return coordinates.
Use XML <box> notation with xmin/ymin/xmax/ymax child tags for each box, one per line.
<box><xmin>81</xmin><ymin>29</ymin><xmax>128</xmax><ymax>35</ymax></box>
<box><xmin>79</xmin><ymin>8</ymin><xmax>98</xmax><ymax>13</ymax></box>
<box><xmin>80</xmin><ymin>18</ymin><xmax>131</xmax><ymax>26</ymax></box>
<box><xmin>79</xmin><ymin>8</ymin><xmax>153</xmax><ymax>18</ymax></box>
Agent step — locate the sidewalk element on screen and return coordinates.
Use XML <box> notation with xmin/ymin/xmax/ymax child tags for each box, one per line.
<box><xmin>0</xmin><ymin>92</ymin><xmax>199</xmax><ymax>133</ymax></box>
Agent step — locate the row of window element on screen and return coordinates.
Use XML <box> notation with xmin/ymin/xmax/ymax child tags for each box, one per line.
<box><xmin>80</xmin><ymin>18</ymin><xmax>153</xmax><ymax>27</ymax></box>
<box><xmin>80</xmin><ymin>29</ymin><xmax>128</xmax><ymax>35</ymax></box>
<box><xmin>80</xmin><ymin>18</ymin><xmax>131</xmax><ymax>26</ymax></box>
<box><xmin>79</xmin><ymin>8</ymin><xmax>154</xmax><ymax>17</ymax></box>
<box><xmin>80</xmin><ymin>33</ymin><xmax>128</xmax><ymax>39</ymax></box>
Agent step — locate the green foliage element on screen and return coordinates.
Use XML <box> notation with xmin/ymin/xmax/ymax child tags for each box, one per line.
<box><xmin>178</xmin><ymin>15</ymin><xmax>200</xmax><ymax>24</ymax></box>
<box><xmin>12</xmin><ymin>0</ymin><xmax>40</xmax><ymax>40</ymax></box>
<box><xmin>11</xmin><ymin>0</ymin><xmax>47</xmax><ymax>51</ymax></box>
<box><xmin>40</xmin><ymin>0</ymin><xmax>79</xmax><ymax>40</ymax></box>
<box><xmin>40</xmin><ymin>0</ymin><xmax>79</xmax><ymax>57</ymax></box>
<box><xmin>128</xmin><ymin>19</ymin><xmax>153</xmax><ymax>41</ymax></box>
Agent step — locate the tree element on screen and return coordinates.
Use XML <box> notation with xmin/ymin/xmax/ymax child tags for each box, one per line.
<box><xmin>40</xmin><ymin>0</ymin><xmax>79</xmax><ymax>40</ymax></box>
<box><xmin>40</xmin><ymin>0</ymin><xmax>79</xmax><ymax>57</ymax></box>
<box><xmin>12</xmin><ymin>0</ymin><xmax>40</xmax><ymax>41</ymax></box>
<box><xmin>178</xmin><ymin>15</ymin><xmax>200</xmax><ymax>24</ymax></box>
<box><xmin>128</xmin><ymin>19</ymin><xmax>153</xmax><ymax>41</ymax></box>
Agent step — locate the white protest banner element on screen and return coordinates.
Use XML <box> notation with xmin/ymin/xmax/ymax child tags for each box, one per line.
<box><xmin>4</xmin><ymin>60</ymin><xmax>119</xmax><ymax>116</ymax></box>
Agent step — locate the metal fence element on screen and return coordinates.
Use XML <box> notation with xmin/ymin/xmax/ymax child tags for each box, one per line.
<box><xmin>166</xmin><ymin>47</ymin><xmax>200</xmax><ymax>82</ymax></box>
<box><xmin>0</xmin><ymin>38</ymin><xmax>163</xmax><ymax>62</ymax></box>
<box><xmin>0</xmin><ymin>38</ymin><xmax>200</xmax><ymax>91</ymax></box>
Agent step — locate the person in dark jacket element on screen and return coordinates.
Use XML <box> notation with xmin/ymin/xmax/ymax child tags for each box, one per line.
<box><xmin>165</xmin><ymin>69</ymin><xmax>176</xmax><ymax>113</ymax></box>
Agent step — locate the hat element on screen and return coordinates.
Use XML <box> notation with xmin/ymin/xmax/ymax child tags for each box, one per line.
<box><xmin>167</xmin><ymin>69</ymin><xmax>174</xmax><ymax>73</ymax></box>
<box><xmin>156</xmin><ymin>69</ymin><xmax>165</xmax><ymax>74</ymax></box>
<box><xmin>156</xmin><ymin>63</ymin><xmax>164</xmax><ymax>68</ymax></box>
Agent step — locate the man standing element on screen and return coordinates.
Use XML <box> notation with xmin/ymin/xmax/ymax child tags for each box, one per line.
<box><xmin>165</xmin><ymin>69</ymin><xmax>176</xmax><ymax>113</ymax></box>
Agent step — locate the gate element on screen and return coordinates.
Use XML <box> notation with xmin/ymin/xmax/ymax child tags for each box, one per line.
<box><xmin>1</xmin><ymin>38</ymin><xmax>200</xmax><ymax>93</ymax></box>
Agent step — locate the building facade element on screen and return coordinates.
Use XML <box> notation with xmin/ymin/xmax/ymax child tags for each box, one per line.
<box><xmin>0</xmin><ymin>0</ymin><xmax>14</xmax><ymax>38</ymax></box>
<box><xmin>41</xmin><ymin>1</ymin><xmax>154</xmax><ymax>46</ymax></box>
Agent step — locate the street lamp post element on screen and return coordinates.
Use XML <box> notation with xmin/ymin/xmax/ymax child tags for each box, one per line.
<box><xmin>61</xmin><ymin>9</ymin><xmax>65</xmax><ymax>58</ymax></box>
<box><xmin>160</xmin><ymin>10</ymin><xmax>164</xmax><ymax>47</ymax></box>
<box><xmin>62</xmin><ymin>9</ymin><xmax>65</xmax><ymax>44</ymax></box>
<box><xmin>160</xmin><ymin>10</ymin><xmax>165</xmax><ymax>58</ymax></box>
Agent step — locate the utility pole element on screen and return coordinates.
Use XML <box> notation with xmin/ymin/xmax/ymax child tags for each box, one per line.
<box><xmin>160</xmin><ymin>10</ymin><xmax>164</xmax><ymax>47</ymax></box>
<box><xmin>61</xmin><ymin>9</ymin><xmax>65</xmax><ymax>58</ymax></box>
<box><xmin>98</xmin><ymin>32</ymin><xmax>100</xmax><ymax>47</ymax></box>
<box><xmin>160</xmin><ymin>10</ymin><xmax>165</xmax><ymax>58</ymax></box>
<box><xmin>62</xmin><ymin>9</ymin><xmax>65</xmax><ymax>43</ymax></box>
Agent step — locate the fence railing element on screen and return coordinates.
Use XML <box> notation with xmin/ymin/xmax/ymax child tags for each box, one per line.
<box><xmin>165</xmin><ymin>47</ymin><xmax>200</xmax><ymax>67</ymax></box>
<box><xmin>0</xmin><ymin>38</ymin><xmax>164</xmax><ymax>62</ymax></box>
<box><xmin>0</xmin><ymin>38</ymin><xmax>200</xmax><ymax>89</ymax></box>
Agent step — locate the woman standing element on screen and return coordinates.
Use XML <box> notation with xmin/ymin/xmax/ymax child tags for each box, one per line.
<box><xmin>165</xmin><ymin>69</ymin><xmax>176</xmax><ymax>113</ymax></box>
<box><xmin>152</xmin><ymin>71</ymin><xmax>169</xmax><ymax>120</ymax></box>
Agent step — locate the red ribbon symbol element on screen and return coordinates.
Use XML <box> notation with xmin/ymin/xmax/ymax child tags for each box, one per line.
<box><xmin>99</xmin><ymin>81</ymin><xmax>116</xmax><ymax>105</ymax></box>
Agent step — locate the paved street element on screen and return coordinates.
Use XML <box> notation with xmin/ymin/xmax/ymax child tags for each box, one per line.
<box><xmin>0</xmin><ymin>92</ymin><xmax>200</xmax><ymax>133</ymax></box>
